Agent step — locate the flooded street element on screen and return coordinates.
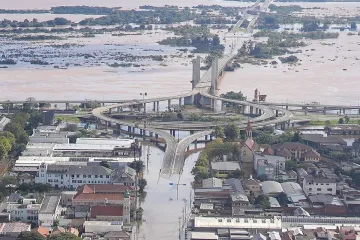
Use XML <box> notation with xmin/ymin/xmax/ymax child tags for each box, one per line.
<box><xmin>137</xmin><ymin>144</ymin><xmax>199</xmax><ymax>240</ymax></box>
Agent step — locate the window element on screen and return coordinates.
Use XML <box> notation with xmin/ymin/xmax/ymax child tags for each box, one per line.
<box><xmin>327</xmin><ymin>188</ymin><xmax>332</xmax><ymax>191</ymax></box>
<box><xmin>95</xmin><ymin>175</ymin><xmax>98</xmax><ymax>178</ymax></box>
<box><xmin>83</xmin><ymin>175</ymin><xmax>86</xmax><ymax>178</ymax></box>
<box><xmin>88</xmin><ymin>175</ymin><xmax>91</xmax><ymax>178</ymax></box>
<box><xmin>106</xmin><ymin>175</ymin><xmax>109</xmax><ymax>178</ymax></box>
<box><xmin>218</xmin><ymin>219</ymin><xmax>222</xmax><ymax>223</ymax></box>
<box><xmin>244</xmin><ymin>219</ymin><xmax>248</xmax><ymax>223</ymax></box>
<box><xmin>100</xmin><ymin>175</ymin><xmax>103</xmax><ymax>178</ymax></box>
<box><xmin>76</xmin><ymin>175</ymin><xmax>80</xmax><ymax>178</ymax></box>
<box><xmin>253</xmin><ymin>220</ymin><xmax>257</xmax><ymax>223</ymax></box>
<box><xmin>262</xmin><ymin>220</ymin><xmax>266</xmax><ymax>223</ymax></box>
<box><xmin>236</xmin><ymin>219</ymin><xmax>240</xmax><ymax>223</ymax></box>
<box><xmin>71</xmin><ymin>175</ymin><xmax>74</xmax><ymax>178</ymax></box>
<box><xmin>317</xmin><ymin>188</ymin><xmax>321</xmax><ymax>191</ymax></box>
<box><xmin>78</xmin><ymin>180</ymin><xmax>82</xmax><ymax>183</ymax></box>
<box><xmin>308</xmin><ymin>188</ymin><xmax>312</xmax><ymax>191</ymax></box>
<box><xmin>72</xmin><ymin>180</ymin><xmax>76</xmax><ymax>183</ymax></box>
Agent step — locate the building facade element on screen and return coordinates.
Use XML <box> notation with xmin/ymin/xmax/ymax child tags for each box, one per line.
<box><xmin>302</xmin><ymin>176</ymin><xmax>337</xmax><ymax>196</ymax></box>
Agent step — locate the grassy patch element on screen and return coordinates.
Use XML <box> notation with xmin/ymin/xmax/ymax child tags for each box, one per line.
<box><xmin>56</xmin><ymin>115</ymin><xmax>81</xmax><ymax>123</ymax></box>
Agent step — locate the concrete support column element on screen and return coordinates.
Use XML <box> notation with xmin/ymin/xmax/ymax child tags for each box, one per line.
<box><xmin>65</xmin><ymin>103</ymin><xmax>70</xmax><ymax>110</ymax></box>
<box><xmin>140</xmin><ymin>129</ymin><xmax>143</xmax><ymax>136</ymax></box>
<box><xmin>168</xmin><ymin>99</ymin><xmax>171</xmax><ymax>111</ymax></box>
<box><xmin>190</xmin><ymin>130</ymin><xmax>194</xmax><ymax>135</ymax></box>
<box><xmin>323</xmin><ymin>107</ymin><xmax>327</xmax><ymax>115</ymax></box>
<box><xmin>195</xmin><ymin>140</ymin><xmax>198</xmax><ymax>149</ymax></box>
<box><xmin>276</xmin><ymin>110</ymin><xmax>279</xmax><ymax>117</ymax></box>
<box><xmin>155</xmin><ymin>134</ymin><xmax>158</xmax><ymax>139</ymax></box>
<box><xmin>132</xmin><ymin>127</ymin><xmax>135</xmax><ymax>135</ymax></box>
<box><xmin>304</xmin><ymin>107</ymin><xmax>308</xmax><ymax>115</ymax></box>
<box><xmin>101</xmin><ymin>103</ymin><xmax>105</xmax><ymax>107</ymax></box>
<box><xmin>178</xmin><ymin>98</ymin><xmax>182</xmax><ymax>107</ymax></box>
<box><xmin>116</xmin><ymin>123</ymin><xmax>121</xmax><ymax>131</ymax></box>
<box><xmin>109</xmin><ymin>108</ymin><xmax>112</xmax><ymax>114</ymax></box>
<box><xmin>211</xmin><ymin>57</ymin><xmax>219</xmax><ymax>94</ymax></box>
<box><xmin>117</xmin><ymin>107</ymin><xmax>121</xmax><ymax>113</ymax></box>
<box><xmin>205</xmin><ymin>135</ymin><xmax>208</xmax><ymax>141</ymax></box>
<box><xmin>172</xmin><ymin>130</ymin><xmax>175</xmax><ymax>137</ymax></box>
<box><xmin>128</xmin><ymin>126</ymin><xmax>131</xmax><ymax>133</ymax></box>
<box><xmin>192</xmin><ymin>56</ymin><xmax>201</xmax><ymax>89</ymax></box>
<box><xmin>143</xmin><ymin>103</ymin><xmax>147</xmax><ymax>113</ymax></box>
<box><xmin>210</xmin><ymin>135</ymin><xmax>213</xmax><ymax>141</ymax></box>
<box><xmin>287</xmin><ymin>120</ymin><xmax>290</xmax><ymax>127</ymax></box>
<box><xmin>286</xmin><ymin>105</ymin><xmax>289</xmax><ymax>110</ymax></box>
<box><xmin>156</xmin><ymin>101</ymin><xmax>160</xmax><ymax>112</ymax></box>
<box><xmin>241</xmin><ymin>105</ymin><xmax>245</xmax><ymax>114</ymax></box>
<box><xmin>255</xmin><ymin>108</ymin><xmax>259</xmax><ymax>115</ymax></box>
<box><xmin>250</xmin><ymin>106</ymin><xmax>253</xmax><ymax>115</ymax></box>
<box><xmin>358</xmin><ymin>109</ymin><xmax>360</xmax><ymax>115</ymax></box>
<box><xmin>130</xmin><ymin>105</ymin><xmax>133</xmax><ymax>112</ymax></box>
<box><xmin>153</xmin><ymin>102</ymin><xmax>156</xmax><ymax>112</ymax></box>
<box><xmin>343</xmin><ymin>108</ymin><xmax>346</xmax><ymax>115</ymax></box>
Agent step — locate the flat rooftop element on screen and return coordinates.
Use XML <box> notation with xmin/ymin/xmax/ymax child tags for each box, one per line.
<box><xmin>40</xmin><ymin>194</ymin><xmax>60</xmax><ymax>214</ymax></box>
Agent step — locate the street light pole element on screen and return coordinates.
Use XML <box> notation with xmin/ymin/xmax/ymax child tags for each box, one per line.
<box><xmin>169</xmin><ymin>182</ymin><xmax>187</xmax><ymax>200</ymax></box>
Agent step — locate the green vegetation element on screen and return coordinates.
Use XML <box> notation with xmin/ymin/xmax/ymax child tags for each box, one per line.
<box><xmin>254</xmin><ymin>128</ymin><xmax>300</xmax><ymax>145</ymax></box>
<box><xmin>254</xmin><ymin>194</ymin><xmax>270</xmax><ymax>210</ymax></box>
<box><xmin>308</xmin><ymin>117</ymin><xmax>360</xmax><ymax>125</ymax></box>
<box><xmin>100</xmin><ymin>160</ymin><xmax>111</xmax><ymax>169</ymax></box>
<box><xmin>191</xmin><ymin>138</ymin><xmax>242</xmax><ymax>182</ymax></box>
<box><xmin>17</xmin><ymin>231</ymin><xmax>45</xmax><ymax>240</ymax></box>
<box><xmin>138</xmin><ymin>179</ymin><xmax>148</xmax><ymax>193</ymax></box>
<box><xmin>0</xmin><ymin>18</ymin><xmax>72</xmax><ymax>28</ymax></box>
<box><xmin>224</xmin><ymin>123</ymin><xmax>240</xmax><ymax>140</ymax></box>
<box><xmin>129</xmin><ymin>160</ymin><xmax>145</xmax><ymax>175</ymax></box>
<box><xmin>16</xmin><ymin>183</ymin><xmax>52</xmax><ymax>195</ymax></box>
<box><xmin>0</xmin><ymin>9</ymin><xmax>48</xmax><ymax>14</ymax></box>
<box><xmin>51</xmin><ymin>6</ymin><xmax>119</xmax><ymax>15</ymax></box>
<box><xmin>279</xmin><ymin>55</ymin><xmax>298</xmax><ymax>63</ymax></box>
<box><xmin>48</xmin><ymin>232</ymin><xmax>82</xmax><ymax>240</ymax></box>
<box><xmin>219</xmin><ymin>91</ymin><xmax>247</xmax><ymax>101</ymax></box>
<box><xmin>55</xmin><ymin>115</ymin><xmax>81</xmax><ymax>123</ymax></box>
<box><xmin>0</xmin><ymin>59</ymin><xmax>17</xmax><ymax>65</ymax></box>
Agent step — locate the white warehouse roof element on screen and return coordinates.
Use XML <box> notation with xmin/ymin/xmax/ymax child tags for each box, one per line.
<box><xmin>261</xmin><ymin>181</ymin><xmax>283</xmax><ymax>195</ymax></box>
<box><xmin>281</xmin><ymin>182</ymin><xmax>304</xmax><ymax>196</ymax></box>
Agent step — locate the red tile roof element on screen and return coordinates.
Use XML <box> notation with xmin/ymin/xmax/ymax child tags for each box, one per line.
<box><xmin>263</xmin><ymin>146</ymin><xmax>274</xmax><ymax>155</ymax></box>
<box><xmin>245</xmin><ymin>138</ymin><xmax>255</xmax><ymax>150</ymax></box>
<box><xmin>35</xmin><ymin>226</ymin><xmax>50</xmax><ymax>237</ymax></box>
<box><xmin>303</xmin><ymin>149</ymin><xmax>321</xmax><ymax>158</ymax></box>
<box><xmin>77</xmin><ymin>184</ymin><xmax>135</xmax><ymax>194</ymax></box>
<box><xmin>73</xmin><ymin>193</ymin><xmax>124</xmax><ymax>201</ymax></box>
<box><xmin>90</xmin><ymin>206</ymin><xmax>124</xmax><ymax>218</ymax></box>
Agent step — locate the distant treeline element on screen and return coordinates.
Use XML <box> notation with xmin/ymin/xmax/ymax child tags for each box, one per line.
<box><xmin>0</xmin><ymin>6</ymin><xmax>121</xmax><ymax>15</ymax></box>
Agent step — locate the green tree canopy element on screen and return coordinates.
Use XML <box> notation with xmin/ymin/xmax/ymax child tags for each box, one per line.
<box><xmin>16</xmin><ymin>231</ymin><xmax>45</xmax><ymax>240</ymax></box>
<box><xmin>138</xmin><ymin>178</ymin><xmax>147</xmax><ymax>193</ymax></box>
<box><xmin>224</xmin><ymin>123</ymin><xmax>239</xmax><ymax>140</ymax></box>
<box><xmin>214</xmin><ymin>126</ymin><xmax>224</xmax><ymax>138</ymax></box>
<box><xmin>254</xmin><ymin>194</ymin><xmax>270</xmax><ymax>210</ymax></box>
<box><xmin>48</xmin><ymin>232</ymin><xmax>82</xmax><ymax>240</ymax></box>
<box><xmin>277</xmin><ymin>192</ymin><xmax>288</xmax><ymax>205</ymax></box>
<box><xmin>129</xmin><ymin>160</ymin><xmax>145</xmax><ymax>175</ymax></box>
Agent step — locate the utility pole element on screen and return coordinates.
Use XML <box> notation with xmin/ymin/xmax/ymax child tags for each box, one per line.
<box><xmin>178</xmin><ymin>217</ymin><xmax>182</xmax><ymax>240</ymax></box>
<box><xmin>169</xmin><ymin>182</ymin><xmax>187</xmax><ymax>200</ymax></box>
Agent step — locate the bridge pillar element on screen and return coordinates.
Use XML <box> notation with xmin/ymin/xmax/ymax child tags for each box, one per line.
<box><xmin>117</xmin><ymin>107</ymin><xmax>121</xmax><ymax>113</ymax></box>
<box><xmin>255</xmin><ymin>108</ymin><xmax>258</xmax><ymax>115</ymax></box>
<box><xmin>275</xmin><ymin>110</ymin><xmax>279</xmax><ymax>117</ymax></box>
<box><xmin>140</xmin><ymin>129</ymin><xmax>143</xmax><ymax>136</ymax></box>
<box><xmin>101</xmin><ymin>103</ymin><xmax>105</xmax><ymax>107</ymax></box>
<box><xmin>211</xmin><ymin>56</ymin><xmax>219</xmax><ymax>94</ymax></box>
<box><xmin>128</xmin><ymin>126</ymin><xmax>131</xmax><ymax>134</ymax></box>
<box><xmin>205</xmin><ymin>135</ymin><xmax>208</xmax><ymax>141</ymax></box>
<box><xmin>116</xmin><ymin>123</ymin><xmax>121</xmax><ymax>131</ymax></box>
<box><xmin>156</xmin><ymin>101</ymin><xmax>160</xmax><ymax>112</ymax></box>
<box><xmin>343</xmin><ymin>108</ymin><xmax>346</xmax><ymax>115</ymax></box>
<box><xmin>358</xmin><ymin>109</ymin><xmax>360</xmax><ymax>115</ymax></box>
<box><xmin>250</xmin><ymin>106</ymin><xmax>253</xmax><ymax>115</ymax></box>
<box><xmin>178</xmin><ymin>98</ymin><xmax>182</xmax><ymax>108</ymax></box>
<box><xmin>323</xmin><ymin>107</ymin><xmax>327</xmax><ymax>115</ymax></box>
<box><xmin>184</xmin><ymin>96</ymin><xmax>193</xmax><ymax>106</ymax></box>
<box><xmin>287</xmin><ymin>120</ymin><xmax>291</xmax><ymax>127</ymax></box>
<box><xmin>167</xmin><ymin>99</ymin><xmax>171</xmax><ymax>111</ymax></box>
<box><xmin>192</xmin><ymin>56</ymin><xmax>201</xmax><ymax>89</ymax></box>
<box><xmin>195</xmin><ymin>140</ymin><xmax>198</xmax><ymax>149</ymax></box>
<box><xmin>304</xmin><ymin>107</ymin><xmax>308</xmax><ymax>115</ymax></box>
<box><xmin>130</xmin><ymin>105</ymin><xmax>133</xmax><ymax>112</ymax></box>
<box><xmin>241</xmin><ymin>105</ymin><xmax>245</xmax><ymax>114</ymax></box>
<box><xmin>109</xmin><ymin>108</ymin><xmax>112</xmax><ymax>114</ymax></box>
<box><xmin>155</xmin><ymin>133</ymin><xmax>158</xmax><ymax>139</ymax></box>
<box><xmin>143</xmin><ymin>103</ymin><xmax>146</xmax><ymax>113</ymax></box>
<box><xmin>190</xmin><ymin>130</ymin><xmax>194</xmax><ymax>135</ymax></box>
<box><xmin>65</xmin><ymin>103</ymin><xmax>70</xmax><ymax>110</ymax></box>
<box><xmin>210</xmin><ymin>135</ymin><xmax>213</xmax><ymax>141</ymax></box>
<box><xmin>172</xmin><ymin>130</ymin><xmax>176</xmax><ymax>137</ymax></box>
<box><xmin>286</xmin><ymin>105</ymin><xmax>289</xmax><ymax>110</ymax></box>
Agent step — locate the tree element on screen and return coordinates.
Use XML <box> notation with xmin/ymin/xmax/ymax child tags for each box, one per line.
<box><xmin>228</xmin><ymin>169</ymin><xmax>246</xmax><ymax>179</ymax></box>
<box><xmin>48</xmin><ymin>232</ymin><xmax>82</xmax><ymax>240</ymax></box>
<box><xmin>285</xmin><ymin>160</ymin><xmax>297</xmax><ymax>171</ymax></box>
<box><xmin>301</xmin><ymin>20</ymin><xmax>319</xmax><ymax>32</ymax></box>
<box><xmin>291</xmin><ymin>132</ymin><xmax>300</xmax><ymax>142</ymax></box>
<box><xmin>214</xmin><ymin>126</ymin><xmax>224</xmax><ymax>138</ymax></box>
<box><xmin>16</xmin><ymin>231</ymin><xmax>45</xmax><ymax>240</ymax></box>
<box><xmin>338</xmin><ymin>118</ymin><xmax>344</xmax><ymax>124</ymax></box>
<box><xmin>257</xmin><ymin>174</ymin><xmax>268</xmax><ymax>182</ymax></box>
<box><xmin>100</xmin><ymin>160</ymin><xmax>111</xmax><ymax>169</ymax></box>
<box><xmin>344</xmin><ymin>115</ymin><xmax>350</xmax><ymax>124</ymax></box>
<box><xmin>254</xmin><ymin>194</ymin><xmax>270</xmax><ymax>210</ymax></box>
<box><xmin>138</xmin><ymin>178</ymin><xmax>147</xmax><ymax>193</ymax></box>
<box><xmin>212</xmin><ymin>35</ymin><xmax>220</xmax><ymax>46</ymax></box>
<box><xmin>224</xmin><ymin>123</ymin><xmax>239</xmax><ymax>140</ymax></box>
<box><xmin>277</xmin><ymin>192</ymin><xmax>288</xmax><ymax>205</ymax></box>
<box><xmin>129</xmin><ymin>160</ymin><xmax>145</xmax><ymax>175</ymax></box>
<box><xmin>64</xmin><ymin>124</ymin><xmax>78</xmax><ymax>132</ymax></box>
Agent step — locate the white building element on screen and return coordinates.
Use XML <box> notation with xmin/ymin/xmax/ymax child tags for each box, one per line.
<box><xmin>83</xmin><ymin>221</ymin><xmax>123</xmax><ymax>233</ymax></box>
<box><xmin>302</xmin><ymin>176</ymin><xmax>337</xmax><ymax>196</ymax></box>
<box><xmin>35</xmin><ymin>163</ymin><xmax>112</xmax><ymax>189</ymax></box>
<box><xmin>0</xmin><ymin>116</ymin><xmax>10</xmax><ymax>131</ymax></box>
<box><xmin>6</xmin><ymin>203</ymin><xmax>40</xmax><ymax>224</ymax></box>
<box><xmin>254</xmin><ymin>154</ymin><xmax>286</xmax><ymax>171</ymax></box>
<box><xmin>38</xmin><ymin>194</ymin><xmax>61</xmax><ymax>227</ymax></box>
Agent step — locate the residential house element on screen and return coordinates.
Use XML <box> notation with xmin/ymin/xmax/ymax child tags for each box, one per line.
<box><xmin>6</xmin><ymin>203</ymin><xmax>40</xmax><ymax>224</ymax></box>
<box><xmin>303</xmin><ymin>149</ymin><xmax>321</xmax><ymax>162</ymax></box>
<box><xmin>83</xmin><ymin>221</ymin><xmax>123</xmax><ymax>234</ymax></box>
<box><xmin>254</xmin><ymin>154</ymin><xmax>286</xmax><ymax>172</ymax></box>
<box><xmin>242</xmin><ymin>177</ymin><xmax>262</xmax><ymax>197</ymax></box>
<box><xmin>202</xmin><ymin>177</ymin><xmax>223</xmax><ymax>188</ymax></box>
<box><xmin>18</xmin><ymin>173</ymin><xmax>33</xmax><ymax>184</ymax></box>
<box><xmin>286</xmin><ymin>170</ymin><xmax>298</xmax><ymax>182</ymax></box>
<box><xmin>111</xmin><ymin>166</ymin><xmax>136</xmax><ymax>186</ymax></box>
<box><xmin>35</xmin><ymin>163</ymin><xmax>112</xmax><ymax>189</ymax></box>
<box><xmin>272</xmin><ymin>142</ymin><xmax>320</xmax><ymax>161</ymax></box>
<box><xmin>297</xmin><ymin>168</ymin><xmax>308</xmax><ymax>184</ymax></box>
<box><xmin>0</xmin><ymin>222</ymin><xmax>30</xmax><ymax>239</ymax></box>
<box><xmin>301</xmin><ymin>134</ymin><xmax>347</xmax><ymax>149</ymax></box>
<box><xmin>256</xmin><ymin>160</ymin><xmax>276</xmax><ymax>180</ymax></box>
<box><xmin>339</xmin><ymin>226</ymin><xmax>358</xmax><ymax>240</ymax></box>
<box><xmin>89</xmin><ymin>206</ymin><xmax>125</xmax><ymax>221</ymax></box>
<box><xmin>302</xmin><ymin>176</ymin><xmax>337</xmax><ymax>196</ymax></box>
<box><xmin>225</xmin><ymin>178</ymin><xmax>250</xmax><ymax>216</ymax></box>
<box><xmin>72</xmin><ymin>192</ymin><xmax>124</xmax><ymax>207</ymax></box>
<box><xmin>38</xmin><ymin>194</ymin><xmax>61</xmax><ymax>227</ymax></box>
<box><xmin>211</xmin><ymin>161</ymin><xmax>241</xmax><ymax>178</ymax></box>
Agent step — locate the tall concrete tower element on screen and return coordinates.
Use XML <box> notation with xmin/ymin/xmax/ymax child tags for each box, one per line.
<box><xmin>211</xmin><ymin>56</ymin><xmax>219</xmax><ymax>95</ymax></box>
<box><xmin>192</xmin><ymin>56</ymin><xmax>201</xmax><ymax>89</ymax></box>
